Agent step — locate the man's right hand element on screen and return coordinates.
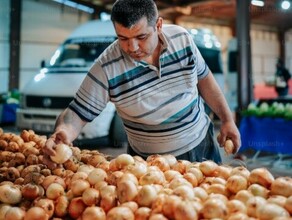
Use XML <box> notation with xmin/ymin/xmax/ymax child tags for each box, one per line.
<box><xmin>42</xmin><ymin>131</ymin><xmax>70</xmax><ymax>170</ymax></box>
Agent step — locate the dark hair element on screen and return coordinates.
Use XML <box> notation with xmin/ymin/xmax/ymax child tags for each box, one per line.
<box><xmin>111</xmin><ymin>0</ymin><xmax>158</xmax><ymax>28</ymax></box>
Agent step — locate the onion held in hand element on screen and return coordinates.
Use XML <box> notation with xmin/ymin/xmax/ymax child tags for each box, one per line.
<box><xmin>224</xmin><ymin>139</ymin><xmax>234</xmax><ymax>155</ymax></box>
<box><xmin>50</xmin><ymin>143</ymin><xmax>73</xmax><ymax>164</ymax></box>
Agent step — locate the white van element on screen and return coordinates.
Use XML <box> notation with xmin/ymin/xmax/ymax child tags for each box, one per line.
<box><xmin>16</xmin><ymin>20</ymin><xmax>127</xmax><ymax>147</ymax></box>
<box><xmin>16</xmin><ymin>20</ymin><xmax>224</xmax><ymax>147</ymax></box>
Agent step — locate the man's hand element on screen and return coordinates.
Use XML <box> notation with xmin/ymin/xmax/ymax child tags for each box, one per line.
<box><xmin>42</xmin><ymin>130</ymin><xmax>70</xmax><ymax>170</ymax></box>
<box><xmin>217</xmin><ymin>121</ymin><xmax>241</xmax><ymax>155</ymax></box>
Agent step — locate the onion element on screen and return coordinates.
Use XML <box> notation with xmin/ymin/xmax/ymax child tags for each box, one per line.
<box><xmin>267</xmin><ymin>195</ymin><xmax>287</xmax><ymax>207</ymax></box>
<box><xmin>249</xmin><ymin>167</ymin><xmax>274</xmax><ymax>188</ymax></box>
<box><xmin>226</xmin><ymin>175</ymin><xmax>248</xmax><ymax>194</ymax></box>
<box><xmin>173</xmin><ymin>185</ymin><xmax>195</xmax><ymax>200</ymax></box>
<box><xmin>199</xmin><ymin>160</ymin><xmax>218</xmax><ymax>177</ymax></box>
<box><xmin>256</xmin><ymin>203</ymin><xmax>290</xmax><ymax>219</ymax></box>
<box><xmin>215</xmin><ymin>165</ymin><xmax>232</xmax><ymax>180</ymax></box>
<box><xmin>183</xmin><ymin>172</ymin><xmax>198</xmax><ymax>187</ymax></box>
<box><xmin>82</xmin><ymin>206</ymin><xmax>106</xmax><ymax>220</ymax></box>
<box><xmin>87</xmin><ymin>168</ymin><xmax>107</xmax><ymax>185</ymax></box>
<box><xmin>136</xmin><ymin>184</ymin><xmax>158</xmax><ymax>207</ymax></box>
<box><xmin>207</xmin><ymin>183</ymin><xmax>230</xmax><ymax>197</ymax></box>
<box><xmin>46</xmin><ymin>183</ymin><xmax>65</xmax><ymax>200</ymax></box>
<box><xmin>271</xmin><ymin>177</ymin><xmax>292</xmax><ymax>197</ymax></box>
<box><xmin>54</xmin><ymin>195</ymin><xmax>69</xmax><ymax>217</ymax></box>
<box><xmin>162</xmin><ymin>195</ymin><xmax>181</xmax><ymax>219</ymax></box>
<box><xmin>124</xmin><ymin>161</ymin><xmax>148</xmax><ymax>179</ymax></box>
<box><xmin>228</xmin><ymin>213</ymin><xmax>250</xmax><ymax>220</ymax></box>
<box><xmin>4</xmin><ymin>207</ymin><xmax>25</xmax><ymax>220</ymax></box>
<box><xmin>234</xmin><ymin>190</ymin><xmax>254</xmax><ymax>204</ymax></box>
<box><xmin>186</xmin><ymin>167</ymin><xmax>204</xmax><ymax>184</ymax></box>
<box><xmin>118</xmin><ymin>172</ymin><xmax>139</xmax><ymax>186</ymax></box>
<box><xmin>164</xmin><ymin>170</ymin><xmax>182</xmax><ymax>182</ymax></box>
<box><xmin>162</xmin><ymin>154</ymin><xmax>177</xmax><ymax>168</ymax></box>
<box><xmin>193</xmin><ymin>187</ymin><xmax>208</xmax><ymax>202</ymax></box>
<box><xmin>33</xmin><ymin>198</ymin><xmax>54</xmax><ymax>218</ymax></box>
<box><xmin>82</xmin><ymin>188</ymin><xmax>100</xmax><ymax>206</ymax></box>
<box><xmin>0</xmin><ymin>184</ymin><xmax>22</xmax><ymax>204</ymax></box>
<box><xmin>70</xmin><ymin>179</ymin><xmax>90</xmax><ymax>196</ymax></box>
<box><xmin>77</xmin><ymin>164</ymin><xmax>94</xmax><ymax>175</ymax></box>
<box><xmin>149</xmin><ymin>214</ymin><xmax>168</xmax><ymax>220</ymax></box>
<box><xmin>100</xmin><ymin>185</ymin><xmax>117</xmax><ymax>212</ymax></box>
<box><xmin>24</xmin><ymin>207</ymin><xmax>49</xmax><ymax>220</ymax></box>
<box><xmin>171</xmin><ymin>160</ymin><xmax>191</xmax><ymax>174</ymax></box>
<box><xmin>230</xmin><ymin>166</ymin><xmax>250</xmax><ymax>179</ymax></box>
<box><xmin>226</xmin><ymin>199</ymin><xmax>247</xmax><ymax>216</ymax></box>
<box><xmin>21</xmin><ymin>183</ymin><xmax>43</xmax><ymax>200</ymax></box>
<box><xmin>139</xmin><ymin>170</ymin><xmax>165</xmax><ymax>185</ymax></box>
<box><xmin>68</xmin><ymin>197</ymin><xmax>86</xmax><ymax>219</ymax></box>
<box><xmin>41</xmin><ymin>175</ymin><xmax>66</xmax><ymax>190</ymax></box>
<box><xmin>224</xmin><ymin>139</ymin><xmax>235</xmax><ymax>155</ymax></box>
<box><xmin>200</xmin><ymin>197</ymin><xmax>228</xmax><ymax>219</ymax></box>
<box><xmin>168</xmin><ymin>177</ymin><xmax>192</xmax><ymax>189</ymax></box>
<box><xmin>106</xmin><ymin>206</ymin><xmax>134</xmax><ymax>220</ymax></box>
<box><xmin>115</xmin><ymin>154</ymin><xmax>135</xmax><ymax>169</ymax></box>
<box><xmin>50</xmin><ymin>143</ymin><xmax>72</xmax><ymax>164</ymax></box>
<box><xmin>120</xmin><ymin>201</ymin><xmax>139</xmax><ymax>213</ymax></box>
<box><xmin>147</xmin><ymin>155</ymin><xmax>170</xmax><ymax>172</ymax></box>
<box><xmin>134</xmin><ymin>207</ymin><xmax>151</xmax><ymax>220</ymax></box>
<box><xmin>248</xmin><ymin>183</ymin><xmax>269</xmax><ymax>199</ymax></box>
<box><xmin>107</xmin><ymin>171</ymin><xmax>124</xmax><ymax>186</ymax></box>
<box><xmin>117</xmin><ymin>180</ymin><xmax>138</xmax><ymax>203</ymax></box>
<box><xmin>0</xmin><ymin>204</ymin><xmax>11</xmax><ymax>220</ymax></box>
<box><xmin>246</xmin><ymin>196</ymin><xmax>267</xmax><ymax>217</ymax></box>
<box><xmin>174</xmin><ymin>200</ymin><xmax>198</xmax><ymax>220</ymax></box>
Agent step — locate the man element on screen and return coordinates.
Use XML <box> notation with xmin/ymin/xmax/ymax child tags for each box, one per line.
<box><xmin>275</xmin><ymin>58</ymin><xmax>291</xmax><ymax>97</ymax></box>
<box><xmin>43</xmin><ymin>0</ymin><xmax>241</xmax><ymax>168</ymax></box>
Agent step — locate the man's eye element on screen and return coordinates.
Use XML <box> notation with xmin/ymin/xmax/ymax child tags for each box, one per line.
<box><xmin>137</xmin><ymin>35</ymin><xmax>147</xmax><ymax>40</ymax></box>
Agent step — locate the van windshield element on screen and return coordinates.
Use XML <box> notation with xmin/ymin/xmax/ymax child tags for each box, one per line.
<box><xmin>49</xmin><ymin>37</ymin><xmax>116</xmax><ymax>67</ymax></box>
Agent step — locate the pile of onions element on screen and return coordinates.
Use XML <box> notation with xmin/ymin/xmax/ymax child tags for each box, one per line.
<box><xmin>0</xmin><ymin>129</ymin><xmax>292</xmax><ymax>219</ymax></box>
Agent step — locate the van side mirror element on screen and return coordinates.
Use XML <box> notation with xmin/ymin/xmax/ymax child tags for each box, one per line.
<box><xmin>41</xmin><ymin>60</ymin><xmax>46</xmax><ymax>68</ymax></box>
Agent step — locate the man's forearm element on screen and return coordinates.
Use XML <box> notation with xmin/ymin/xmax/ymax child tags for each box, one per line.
<box><xmin>198</xmin><ymin>73</ymin><xmax>233</xmax><ymax>123</ymax></box>
<box><xmin>54</xmin><ymin>108</ymin><xmax>86</xmax><ymax>142</ymax></box>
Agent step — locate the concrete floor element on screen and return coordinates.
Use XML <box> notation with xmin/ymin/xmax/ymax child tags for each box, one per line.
<box><xmin>1</xmin><ymin>123</ymin><xmax>291</xmax><ymax>178</ymax></box>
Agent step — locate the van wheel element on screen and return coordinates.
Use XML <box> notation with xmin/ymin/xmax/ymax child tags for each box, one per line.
<box><xmin>109</xmin><ymin>112</ymin><xmax>128</xmax><ymax>148</ymax></box>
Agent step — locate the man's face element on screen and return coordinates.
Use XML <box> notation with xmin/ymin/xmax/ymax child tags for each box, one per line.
<box><xmin>114</xmin><ymin>17</ymin><xmax>162</xmax><ymax>61</ymax></box>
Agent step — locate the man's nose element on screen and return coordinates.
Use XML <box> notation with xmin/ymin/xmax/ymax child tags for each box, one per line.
<box><xmin>128</xmin><ymin>39</ymin><xmax>139</xmax><ymax>52</ymax></box>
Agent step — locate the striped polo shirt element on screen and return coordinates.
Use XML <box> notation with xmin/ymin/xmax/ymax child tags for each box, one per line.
<box><xmin>69</xmin><ymin>24</ymin><xmax>211</xmax><ymax>157</ymax></box>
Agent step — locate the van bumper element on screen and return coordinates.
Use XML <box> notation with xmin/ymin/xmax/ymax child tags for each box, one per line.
<box><xmin>16</xmin><ymin>104</ymin><xmax>116</xmax><ymax>139</ymax></box>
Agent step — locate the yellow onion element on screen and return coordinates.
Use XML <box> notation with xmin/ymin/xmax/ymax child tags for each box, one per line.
<box><xmin>226</xmin><ymin>175</ymin><xmax>248</xmax><ymax>194</ymax></box>
<box><xmin>271</xmin><ymin>177</ymin><xmax>292</xmax><ymax>197</ymax></box>
<box><xmin>50</xmin><ymin>143</ymin><xmax>72</xmax><ymax>164</ymax></box>
<box><xmin>82</xmin><ymin>206</ymin><xmax>106</xmax><ymax>220</ymax></box>
<box><xmin>106</xmin><ymin>206</ymin><xmax>134</xmax><ymax>220</ymax></box>
<box><xmin>249</xmin><ymin>167</ymin><xmax>274</xmax><ymax>188</ymax></box>
<box><xmin>134</xmin><ymin>207</ymin><xmax>151</xmax><ymax>220</ymax></box>
<box><xmin>256</xmin><ymin>203</ymin><xmax>289</xmax><ymax>219</ymax></box>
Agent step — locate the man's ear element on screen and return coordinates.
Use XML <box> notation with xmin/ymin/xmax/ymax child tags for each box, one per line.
<box><xmin>156</xmin><ymin>17</ymin><xmax>163</xmax><ymax>31</ymax></box>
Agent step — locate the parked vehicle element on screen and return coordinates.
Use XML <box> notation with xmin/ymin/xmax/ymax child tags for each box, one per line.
<box><xmin>16</xmin><ymin>20</ymin><xmax>127</xmax><ymax>148</ymax></box>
